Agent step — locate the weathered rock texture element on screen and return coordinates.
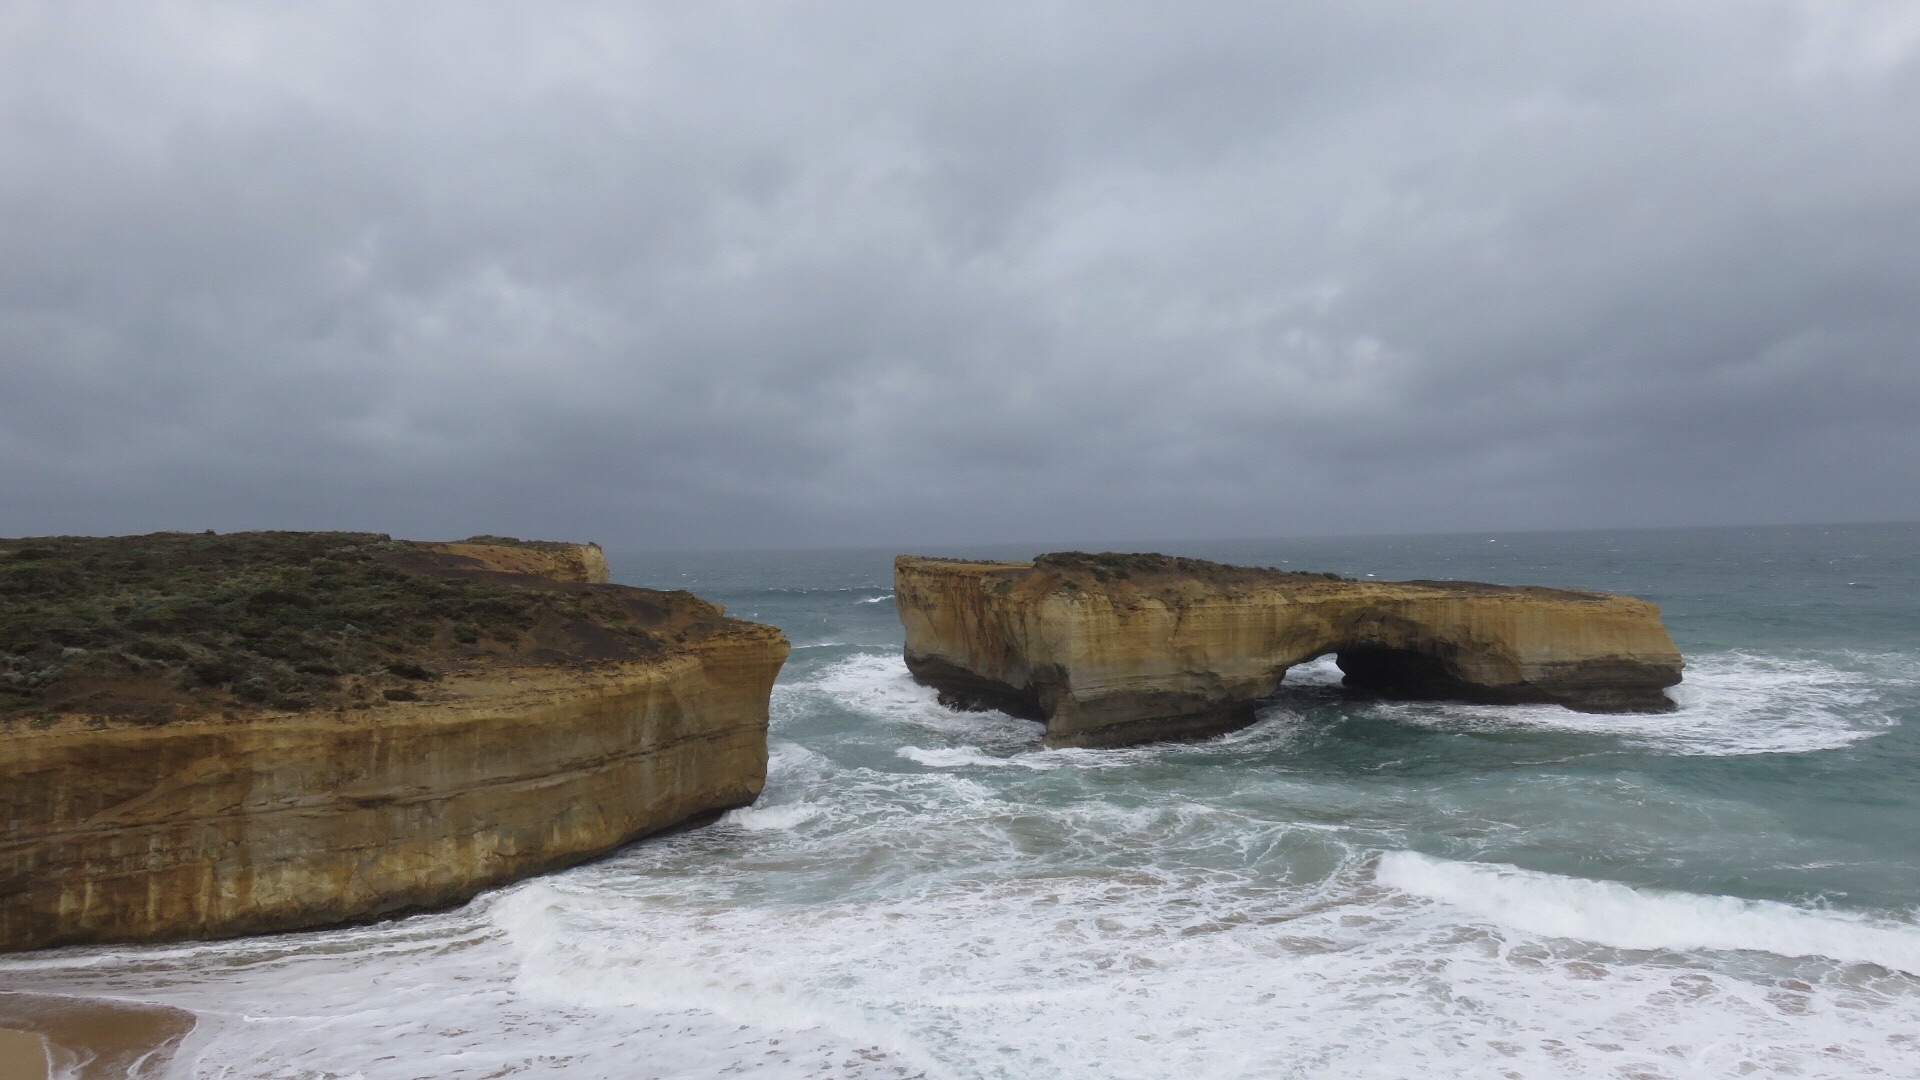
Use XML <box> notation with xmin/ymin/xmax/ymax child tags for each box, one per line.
<box><xmin>897</xmin><ymin>553</ymin><xmax>1683</xmax><ymax>748</ymax></box>
<box><xmin>1</xmin><ymin>544</ymin><xmax>786</xmax><ymax>952</ymax></box>
<box><xmin>412</xmin><ymin>538</ymin><xmax>611</xmax><ymax>584</ymax></box>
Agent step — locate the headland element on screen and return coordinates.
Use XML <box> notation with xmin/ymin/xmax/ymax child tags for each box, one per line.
<box><xmin>1</xmin><ymin>531</ymin><xmax>788</xmax><ymax>951</ymax></box>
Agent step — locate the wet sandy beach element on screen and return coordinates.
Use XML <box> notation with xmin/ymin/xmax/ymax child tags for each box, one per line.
<box><xmin>0</xmin><ymin>993</ymin><xmax>193</xmax><ymax>1080</ymax></box>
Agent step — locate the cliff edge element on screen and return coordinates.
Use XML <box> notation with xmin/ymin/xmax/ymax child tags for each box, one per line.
<box><xmin>1</xmin><ymin>532</ymin><xmax>788</xmax><ymax>952</ymax></box>
<box><xmin>896</xmin><ymin>552</ymin><xmax>1683</xmax><ymax>748</ymax></box>
<box><xmin>411</xmin><ymin>536</ymin><xmax>611</xmax><ymax>584</ymax></box>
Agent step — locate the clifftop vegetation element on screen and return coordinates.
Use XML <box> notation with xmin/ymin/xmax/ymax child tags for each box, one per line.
<box><xmin>0</xmin><ymin>531</ymin><xmax>695</xmax><ymax>722</ymax></box>
<box><xmin>1033</xmin><ymin>551</ymin><xmax>1346</xmax><ymax>584</ymax></box>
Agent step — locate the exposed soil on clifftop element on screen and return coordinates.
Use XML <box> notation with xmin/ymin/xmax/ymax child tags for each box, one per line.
<box><xmin>0</xmin><ymin>531</ymin><xmax>733</xmax><ymax>723</ymax></box>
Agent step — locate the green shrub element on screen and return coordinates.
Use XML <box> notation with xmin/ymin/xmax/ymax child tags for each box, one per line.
<box><xmin>0</xmin><ymin>530</ymin><xmax>656</xmax><ymax>719</ymax></box>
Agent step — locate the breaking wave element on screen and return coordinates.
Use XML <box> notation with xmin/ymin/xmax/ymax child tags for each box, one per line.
<box><xmin>1377</xmin><ymin>851</ymin><xmax>1920</xmax><ymax>973</ymax></box>
<box><xmin>1326</xmin><ymin>650</ymin><xmax>1910</xmax><ymax>755</ymax></box>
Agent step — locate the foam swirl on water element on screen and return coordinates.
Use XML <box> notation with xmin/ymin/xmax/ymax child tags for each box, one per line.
<box><xmin>722</xmin><ymin>802</ymin><xmax>823</xmax><ymax>831</ymax></box>
<box><xmin>1306</xmin><ymin>650</ymin><xmax>1908</xmax><ymax>756</ymax></box>
<box><xmin>1377</xmin><ymin>851</ymin><xmax>1920</xmax><ymax>973</ymax></box>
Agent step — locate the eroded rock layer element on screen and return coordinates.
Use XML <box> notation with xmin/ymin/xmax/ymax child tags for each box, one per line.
<box><xmin>0</xmin><ymin>540</ymin><xmax>786</xmax><ymax>952</ymax></box>
<box><xmin>897</xmin><ymin>553</ymin><xmax>1683</xmax><ymax>748</ymax></box>
<box><xmin>411</xmin><ymin>537</ymin><xmax>611</xmax><ymax>583</ymax></box>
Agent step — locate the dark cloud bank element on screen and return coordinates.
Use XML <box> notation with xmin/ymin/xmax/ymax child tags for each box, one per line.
<box><xmin>3</xmin><ymin>2</ymin><xmax>1917</xmax><ymax>549</ymax></box>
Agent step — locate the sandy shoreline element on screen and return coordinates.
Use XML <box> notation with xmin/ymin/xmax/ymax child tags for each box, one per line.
<box><xmin>0</xmin><ymin>993</ymin><xmax>194</xmax><ymax>1080</ymax></box>
<box><xmin>0</xmin><ymin>1028</ymin><xmax>48</xmax><ymax>1080</ymax></box>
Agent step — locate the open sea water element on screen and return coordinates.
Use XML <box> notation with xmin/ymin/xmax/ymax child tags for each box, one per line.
<box><xmin>4</xmin><ymin>523</ymin><xmax>1918</xmax><ymax>1079</ymax></box>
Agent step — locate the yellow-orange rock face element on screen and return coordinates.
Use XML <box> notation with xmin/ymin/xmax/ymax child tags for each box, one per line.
<box><xmin>0</xmin><ymin>556</ymin><xmax>785</xmax><ymax>953</ymax></box>
<box><xmin>412</xmin><ymin>540</ymin><xmax>611</xmax><ymax>583</ymax></box>
<box><xmin>896</xmin><ymin>554</ymin><xmax>1683</xmax><ymax>748</ymax></box>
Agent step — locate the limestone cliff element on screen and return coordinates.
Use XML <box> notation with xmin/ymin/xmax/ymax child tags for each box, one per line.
<box><xmin>413</xmin><ymin>537</ymin><xmax>611</xmax><ymax>584</ymax></box>
<box><xmin>897</xmin><ymin>552</ymin><xmax>1683</xmax><ymax>748</ymax></box>
<box><xmin>0</xmin><ymin>534</ymin><xmax>787</xmax><ymax>952</ymax></box>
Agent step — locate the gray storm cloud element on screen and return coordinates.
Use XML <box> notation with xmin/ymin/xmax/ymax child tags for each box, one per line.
<box><xmin>2</xmin><ymin>1</ymin><xmax>1917</xmax><ymax>548</ymax></box>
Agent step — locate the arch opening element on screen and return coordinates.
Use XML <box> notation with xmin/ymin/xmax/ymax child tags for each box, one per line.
<box><xmin>1333</xmin><ymin>645</ymin><xmax>1475</xmax><ymax>702</ymax></box>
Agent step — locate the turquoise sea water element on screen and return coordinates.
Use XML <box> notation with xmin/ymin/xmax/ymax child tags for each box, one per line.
<box><xmin>5</xmin><ymin>523</ymin><xmax>1918</xmax><ymax>1078</ymax></box>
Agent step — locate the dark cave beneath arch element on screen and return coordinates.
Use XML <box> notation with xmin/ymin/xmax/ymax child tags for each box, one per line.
<box><xmin>1333</xmin><ymin>645</ymin><xmax>1475</xmax><ymax>701</ymax></box>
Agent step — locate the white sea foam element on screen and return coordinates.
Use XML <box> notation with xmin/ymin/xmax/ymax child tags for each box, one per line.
<box><xmin>722</xmin><ymin>802</ymin><xmax>823</xmax><ymax>831</ymax></box>
<box><xmin>794</xmin><ymin>646</ymin><xmax>1910</xmax><ymax>767</ymax></box>
<box><xmin>489</xmin><ymin>883</ymin><xmax>949</xmax><ymax>1078</ymax></box>
<box><xmin>766</xmin><ymin>738</ymin><xmax>826</xmax><ymax>775</ymax></box>
<box><xmin>1278</xmin><ymin>652</ymin><xmax>1347</xmax><ymax>688</ymax></box>
<box><xmin>11</xmin><ymin>812</ymin><xmax>1920</xmax><ymax>1080</ymax></box>
<box><xmin>1373</xmin><ymin>650</ymin><xmax>1909</xmax><ymax>755</ymax></box>
<box><xmin>476</xmin><ymin>850</ymin><xmax>1920</xmax><ymax>1080</ymax></box>
<box><xmin>858</xmin><ymin>593</ymin><xmax>895</xmax><ymax>604</ymax></box>
<box><xmin>4</xmin><ymin>641</ymin><xmax>1916</xmax><ymax>1080</ymax></box>
<box><xmin>1377</xmin><ymin>850</ymin><xmax>1920</xmax><ymax>974</ymax></box>
<box><xmin>897</xmin><ymin>745</ymin><xmax>1061</xmax><ymax>770</ymax></box>
<box><xmin>800</xmin><ymin>652</ymin><xmax>1043</xmax><ymax>745</ymax></box>
<box><xmin>814</xmin><ymin>645</ymin><xmax>1908</xmax><ymax>760</ymax></box>
<box><xmin>9</xmin><ymin>858</ymin><xmax>1906</xmax><ymax>1080</ymax></box>
<box><xmin>768</xmin><ymin>653</ymin><xmax>946</xmax><ymax>731</ymax></box>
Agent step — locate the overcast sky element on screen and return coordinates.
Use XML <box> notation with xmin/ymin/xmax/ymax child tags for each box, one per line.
<box><xmin>3</xmin><ymin>2</ymin><xmax>1917</xmax><ymax>549</ymax></box>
